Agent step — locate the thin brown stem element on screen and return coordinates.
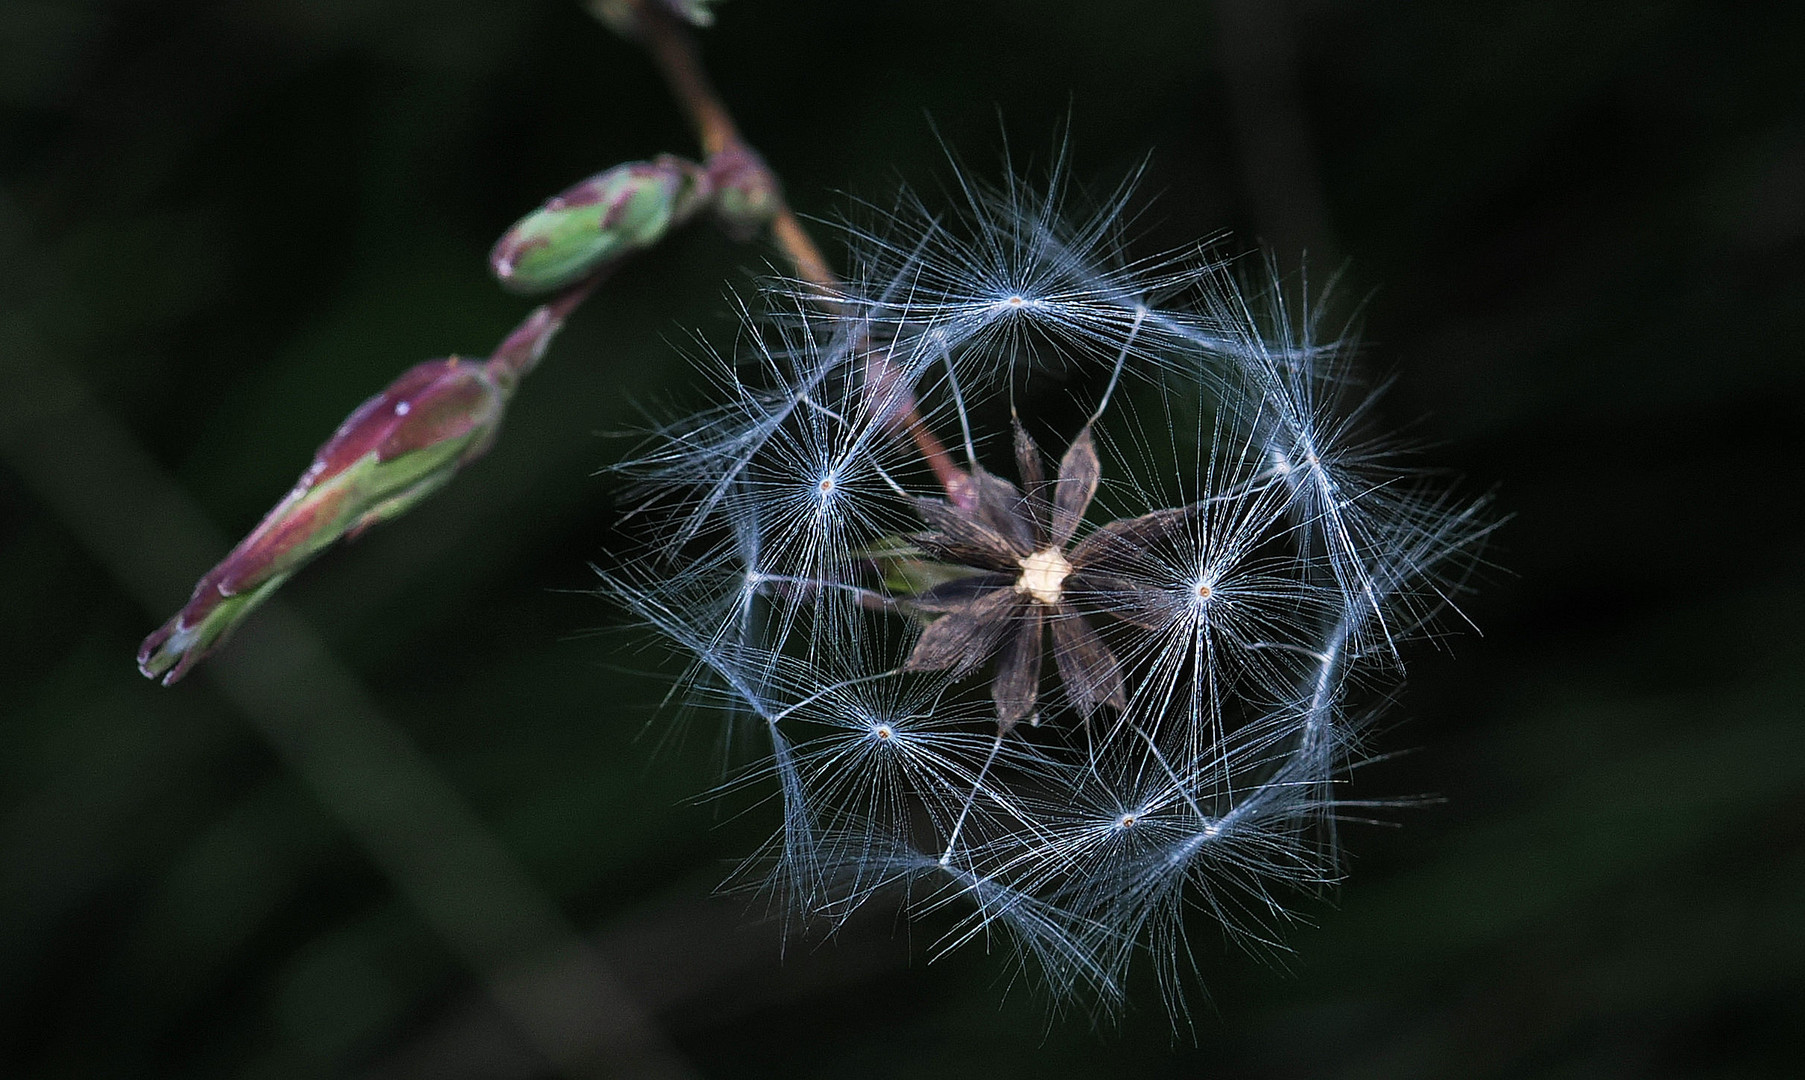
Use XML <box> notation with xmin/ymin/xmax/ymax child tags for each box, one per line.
<box><xmin>488</xmin><ymin>0</ymin><xmax>966</xmax><ymax>508</ymax></box>
<box><xmin>485</xmin><ymin>273</ymin><xmax>605</xmax><ymax>389</ymax></box>
<box><xmin>625</xmin><ymin>0</ymin><xmax>971</xmax><ymax>502</ymax></box>
<box><xmin>768</xmin><ymin>206</ymin><xmax>838</xmax><ymax>297</ymax></box>
<box><xmin>630</xmin><ymin>0</ymin><xmax>740</xmax><ymax>158</ymax></box>
<box><xmin>914</xmin><ymin>417</ymin><xmax>970</xmax><ymax>504</ymax></box>
<box><xmin>629</xmin><ymin>1</ymin><xmax>834</xmax><ymax>296</ymax></box>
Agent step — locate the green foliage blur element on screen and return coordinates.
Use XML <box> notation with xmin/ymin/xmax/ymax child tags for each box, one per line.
<box><xmin>3</xmin><ymin>0</ymin><xmax>1802</xmax><ymax>1076</ymax></box>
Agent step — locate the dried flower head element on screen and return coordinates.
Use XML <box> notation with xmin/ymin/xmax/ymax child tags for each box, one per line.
<box><xmin>902</xmin><ymin>423</ymin><xmax>1126</xmax><ymax>728</ymax></box>
<box><xmin>600</xmin><ymin>156</ymin><xmax>1494</xmax><ymax>1022</ymax></box>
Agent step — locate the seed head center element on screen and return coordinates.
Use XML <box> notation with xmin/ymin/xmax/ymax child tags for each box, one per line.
<box><xmin>1016</xmin><ymin>547</ymin><xmax>1072</xmax><ymax>605</ymax></box>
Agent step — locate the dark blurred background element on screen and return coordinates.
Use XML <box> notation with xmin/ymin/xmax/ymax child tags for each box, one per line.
<box><xmin>3</xmin><ymin>0</ymin><xmax>1802</xmax><ymax>1076</ymax></box>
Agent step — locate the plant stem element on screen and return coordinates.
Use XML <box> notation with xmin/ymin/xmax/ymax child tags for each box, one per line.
<box><xmin>485</xmin><ymin>274</ymin><xmax>604</xmax><ymax>389</ymax></box>
<box><xmin>624</xmin><ymin>0</ymin><xmax>970</xmax><ymax>503</ymax></box>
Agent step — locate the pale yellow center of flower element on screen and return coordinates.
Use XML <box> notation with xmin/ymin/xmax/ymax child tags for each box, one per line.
<box><xmin>1015</xmin><ymin>547</ymin><xmax>1073</xmax><ymax>605</ymax></box>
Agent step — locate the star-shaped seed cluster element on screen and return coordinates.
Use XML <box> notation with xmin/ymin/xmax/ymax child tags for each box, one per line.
<box><xmin>902</xmin><ymin>423</ymin><xmax>1171</xmax><ymax>729</ymax></box>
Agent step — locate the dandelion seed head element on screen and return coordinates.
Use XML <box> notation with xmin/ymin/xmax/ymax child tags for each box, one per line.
<box><xmin>597</xmin><ymin>146</ymin><xmax>1494</xmax><ymax>1024</ymax></box>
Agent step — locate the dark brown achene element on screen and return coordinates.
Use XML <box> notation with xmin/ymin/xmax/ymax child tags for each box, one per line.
<box><xmin>902</xmin><ymin>422</ymin><xmax>1132</xmax><ymax>729</ymax></box>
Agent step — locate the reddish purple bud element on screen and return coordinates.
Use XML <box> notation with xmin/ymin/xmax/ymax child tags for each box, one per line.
<box><xmin>138</xmin><ymin>358</ymin><xmax>511</xmax><ymax>685</ymax></box>
<box><xmin>706</xmin><ymin>145</ymin><xmax>780</xmax><ymax>241</ymax></box>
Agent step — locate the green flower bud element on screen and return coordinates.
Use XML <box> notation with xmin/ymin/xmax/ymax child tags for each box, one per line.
<box><xmin>490</xmin><ymin>155</ymin><xmax>709</xmax><ymax>294</ymax></box>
